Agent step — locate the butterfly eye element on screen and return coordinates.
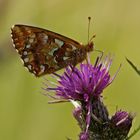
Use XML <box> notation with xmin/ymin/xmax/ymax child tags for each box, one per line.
<box><xmin>86</xmin><ymin>42</ymin><xmax>94</xmax><ymax>52</ymax></box>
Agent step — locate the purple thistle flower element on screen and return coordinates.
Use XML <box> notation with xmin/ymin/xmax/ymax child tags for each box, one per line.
<box><xmin>111</xmin><ymin>110</ymin><xmax>134</xmax><ymax>128</ymax></box>
<box><xmin>43</xmin><ymin>55</ymin><xmax>120</xmax><ymax>140</ymax></box>
<box><xmin>79</xmin><ymin>132</ymin><xmax>89</xmax><ymax>140</ymax></box>
<box><xmin>110</xmin><ymin>110</ymin><xmax>134</xmax><ymax>138</ymax></box>
<box><xmin>73</xmin><ymin>105</ymin><xmax>83</xmax><ymax>127</ymax></box>
<box><xmin>53</xmin><ymin>55</ymin><xmax>116</xmax><ymax>102</ymax></box>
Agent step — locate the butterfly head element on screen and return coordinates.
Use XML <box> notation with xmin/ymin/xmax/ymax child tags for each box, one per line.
<box><xmin>85</xmin><ymin>41</ymin><xmax>94</xmax><ymax>52</ymax></box>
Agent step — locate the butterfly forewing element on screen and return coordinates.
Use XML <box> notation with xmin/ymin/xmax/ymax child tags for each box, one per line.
<box><xmin>11</xmin><ymin>25</ymin><xmax>93</xmax><ymax>77</ymax></box>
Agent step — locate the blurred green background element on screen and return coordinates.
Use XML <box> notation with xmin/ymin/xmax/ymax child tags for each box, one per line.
<box><xmin>0</xmin><ymin>0</ymin><xmax>140</xmax><ymax>139</ymax></box>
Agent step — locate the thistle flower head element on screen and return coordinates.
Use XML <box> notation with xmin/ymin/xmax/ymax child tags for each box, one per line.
<box><xmin>43</xmin><ymin>55</ymin><xmax>122</xmax><ymax>140</ymax></box>
<box><xmin>111</xmin><ymin>110</ymin><xmax>134</xmax><ymax>129</ymax></box>
<box><xmin>79</xmin><ymin>132</ymin><xmax>89</xmax><ymax>140</ymax></box>
<box><xmin>49</xmin><ymin>55</ymin><xmax>116</xmax><ymax>103</ymax></box>
<box><xmin>108</xmin><ymin>110</ymin><xmax>134</xmax><ymax>139</ymax></box>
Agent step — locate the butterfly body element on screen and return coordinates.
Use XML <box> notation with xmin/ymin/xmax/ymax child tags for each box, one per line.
<box><xmin>11</xmin><ymin>25</ymin><xmax>94</xmax><ymax>77</ymax></box>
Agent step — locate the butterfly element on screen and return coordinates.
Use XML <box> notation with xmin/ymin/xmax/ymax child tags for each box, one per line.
<box><xmin>11</xmin><ymin>24</ymin><xmax>94</xmax><ymax>77</ymax></box>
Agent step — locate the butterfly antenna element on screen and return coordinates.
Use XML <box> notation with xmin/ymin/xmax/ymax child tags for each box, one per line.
<box><xmin>89</xmin><ymin>34</ymin><xmax>96</xmax><ymax>42</ymax></box>
<box><xmin>87</xmin><ymin>17</ymin><xmax>103</xmax><ymax>60</ymax></box>
<box><xmin>87</xmin><ymin>17</ymin><xmax>96</xmax><ymax>43</ymax></box>
<box><xmin>88</xmin><ymin>17</ymin><xmax>91</xmax><ymax>44</ymax></box>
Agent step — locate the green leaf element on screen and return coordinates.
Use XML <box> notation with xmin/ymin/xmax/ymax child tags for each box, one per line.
<box><xmin>126</xmin><ymin>57</ymin><xmax>140</xmax><ymax>75</ymax></box>
<box><xmin>126</xmin><ymin>125</ymin><xmax>140</xmax><ymax>140</ymax></box>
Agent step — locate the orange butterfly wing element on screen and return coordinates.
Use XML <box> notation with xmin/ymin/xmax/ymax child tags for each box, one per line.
<box><xmin>11</xmin><ymin>25</ymin><xmax>93</xmax><ymax>77</ymax></box>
